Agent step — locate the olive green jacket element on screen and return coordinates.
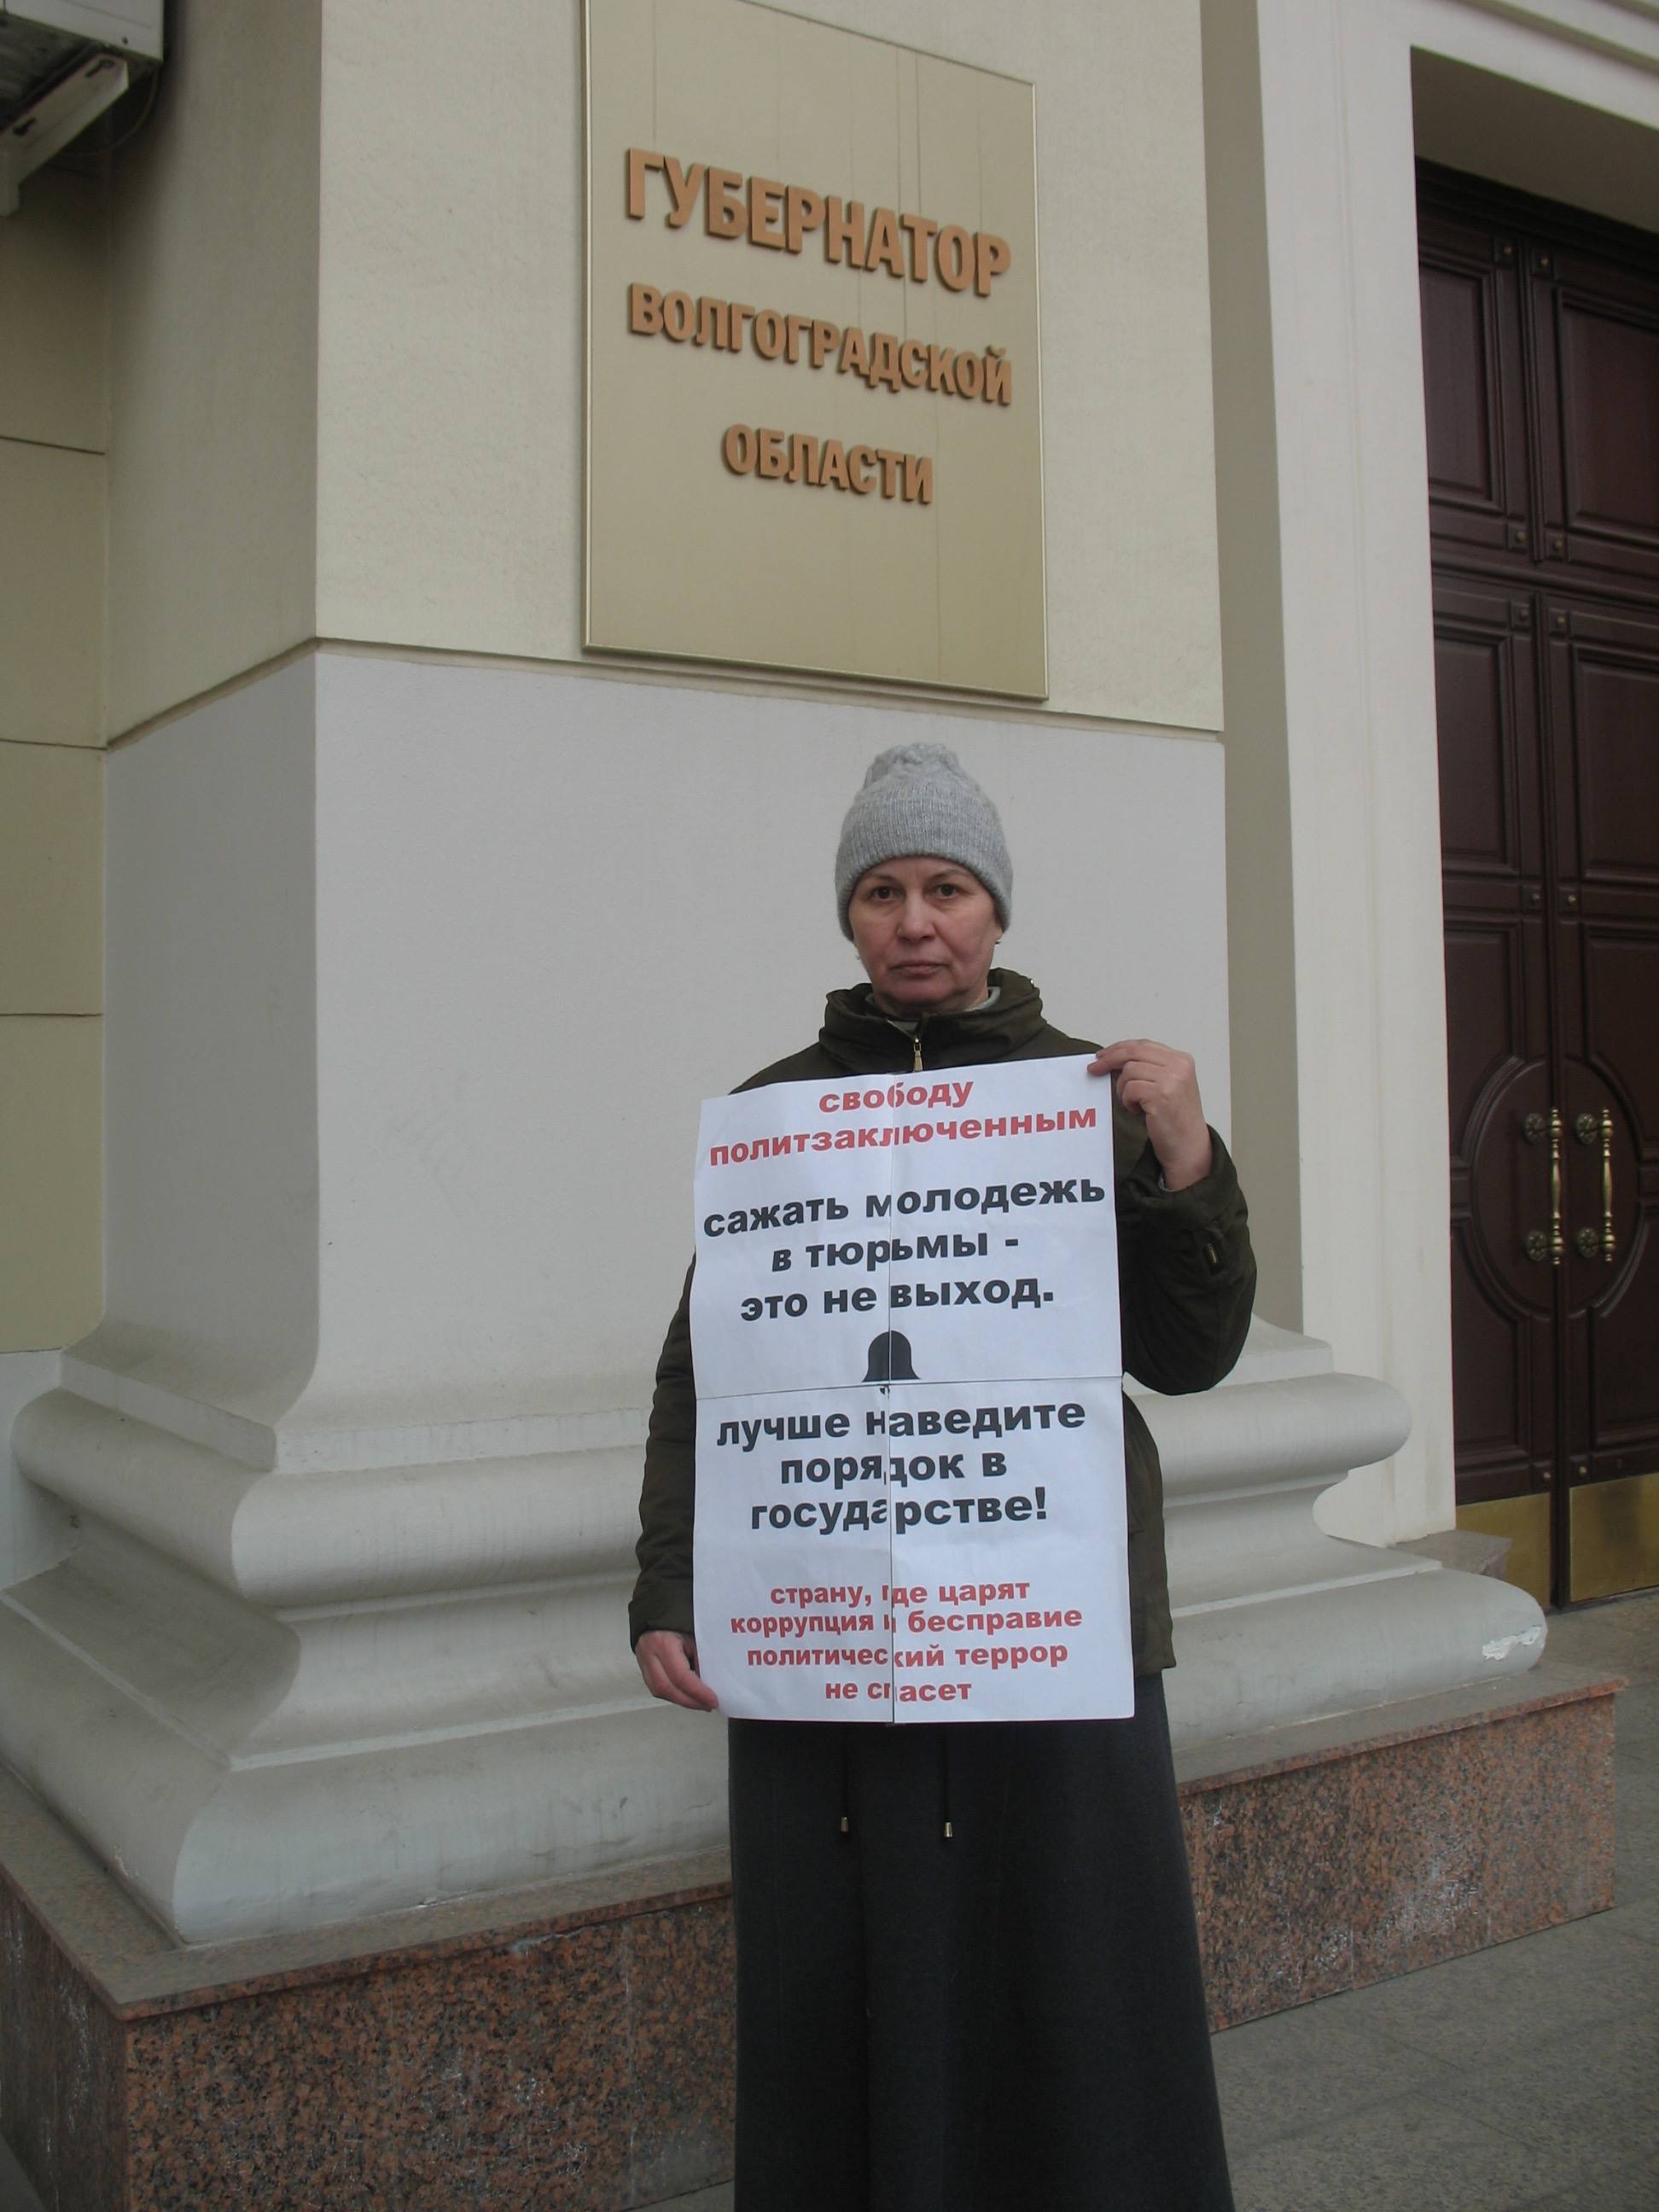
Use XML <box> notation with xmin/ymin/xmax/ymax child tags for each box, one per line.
<box><xmin>628</xmin><ymin>970</ymin><xmax>1256</xmax><ymax>1674</ymax></box>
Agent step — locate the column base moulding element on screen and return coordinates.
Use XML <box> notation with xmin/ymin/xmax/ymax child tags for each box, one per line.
<box><xmin>0</xmin><ymin>1663</ymin><xmax>1619</xmax><ymax>2212</ymax></box>
<box><xmin>2</xmin><ymin>1324</ymin><xmax>1554</xmax><ymax>1946</ymax></box>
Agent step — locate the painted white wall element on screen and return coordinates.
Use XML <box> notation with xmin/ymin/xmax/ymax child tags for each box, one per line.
<box><xmin>1412</xmin><ymin>47</ymin><xmax>1659</xmax><ymax>231</ymax></box>
<box><xmin>106</xmin><ymin>0</ymin><xmax>322</xmax><ymax>737</ymax></box>
<box><xmin>73</xmin><ymin>658</ymin><xmax>321</xmax><ymax>1438</ymax></box>
<box><xmin>93</xmin><ymin>0</ymin><xmax>1221</xmax><ymax>738</ymax></box>
<box><xmin>292</xmin><ymin>654</ymin><xmax>1227</xmax><ymax>1432</ymax></box>
<box><xmin>0</xmin><ymin>167</ymin><xmax>106</xmax><ymax>1585</ymax></box>
<box><xmin>1200</xmin><ymin>0</ymin><xmax>1301</xmax><ymax>1335</ymax></box>
<box><xmin>0</xmin><ymin>166</ymin><xmax>107</xmax><ymax>457</ymax></box>
<box><xmin>313</xmin><ymin>0</ymin><xmax>1221</xmax><ymax>731</ymax></box>
<box><xmin>81</xmin><ymin>650</ymin><xmax>1226</xmax><ymax>1445</ymax></box>
<box><xmin>1225</xmin><ymin>0</ymin><xmax>1659</xmax><ymax>1545</ymax></box>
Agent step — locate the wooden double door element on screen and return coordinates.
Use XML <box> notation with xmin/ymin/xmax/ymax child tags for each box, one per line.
<box><xmin>1420</xmin><ymin>165</ymin><xmax>1659</xmax><ymax>1606</ymax></box>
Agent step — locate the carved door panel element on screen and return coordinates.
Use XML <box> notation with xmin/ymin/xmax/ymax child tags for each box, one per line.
<box><xmin>1418</xmin><ymin>208</ymin><xmax>1530</xmax><ymax>564</ymax></box>
<box><xmin>1423</xmin><ymin>165</ymin><xmax>1659</xmax><ymax>1604</ymax></box>
<box><xmin>1436</xmin><ymin>580</ymin><xmax>1556</xmax><ymax>1512</ymax></box>
<box><xmin>1528</xmin><ymin>247</ymin><xmax>1659</xmax><ymax>596</ymax></box>
<box><xmin>1544</xmin><ymin>603</ymin><xmax>1659</xmax><ymax>1596</ymax></box>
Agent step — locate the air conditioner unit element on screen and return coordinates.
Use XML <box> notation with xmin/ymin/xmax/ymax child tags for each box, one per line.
<box><xmin>1</xmin><ymin>1</ymin><xmax>163</xmax><ymax>215</ymax></box>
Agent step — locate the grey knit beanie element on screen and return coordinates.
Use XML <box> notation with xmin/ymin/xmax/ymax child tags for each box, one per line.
<box><xmin>835</xmin><ymin>742</ymin><xmax>1012</xmax><ymax>938</ymax></box>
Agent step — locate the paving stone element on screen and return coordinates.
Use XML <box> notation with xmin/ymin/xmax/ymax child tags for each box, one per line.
<box><xmin>1228</xmin><ymin>2091</ymin><xmax>1611</xmax><ymax>2212</ymax></box>
<box><xmin>1420</xmin><ymin>2005</ymin><xmax>1659</xmax><ymax>2167</ymax></box>
<box><xmin>1609</xmin><ymin>1694</ymin><xmax>1659</xmax><ymax>1776</ymax></box>
<box><xmin>0</xmin><ymin>2133</ymin><xmax>44</xmax><ymax>2212</ymax></box>
<box><xmin>1612</xmin><ymin>1796</ymin><xmax>1659</xmax><ymax>1908</ymax></box>
<box><xmin>1350</xmin><ymin>1909</ymin><xmax>1656</xmax><ymax>2066</ymax></box>
<box><xmin>1511</xmin><ymin>2150</ymin><xmax>1659</xmax><ymax>2211</ymax></box>
<box><xmin>1607</xmin><ymin>1894</ymin><xmax>1659</xmax><ymax>1947</ymax></box>
<box><xmin>1545</xmin><ymin>1595</ymin><xmax>1659</xmax><ymax>1684</ymax></box>
<box><xmin>1212</xmin><ymin>1994</ymin><xmax>1447</xmax><ymax>2156</ymax></box>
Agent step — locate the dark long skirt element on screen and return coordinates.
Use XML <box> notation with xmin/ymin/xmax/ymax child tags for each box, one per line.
<box><xmin>728</xmin><ymin>1676</ymin><xmax>1233</xmax><ymax>2212</ymax></box>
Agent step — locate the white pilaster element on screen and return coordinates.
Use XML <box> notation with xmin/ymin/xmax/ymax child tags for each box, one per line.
<box><xmin>1</xmin><ymin>648</ymin><xmax>1246</xmax><ymax>1940</ymax></box>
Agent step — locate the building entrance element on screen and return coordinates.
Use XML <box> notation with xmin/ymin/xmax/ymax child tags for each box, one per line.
<box><xmin>1420</xmin><ymin>163</ymin><xmax>1659</xmax><ymax>1606</ymax></box>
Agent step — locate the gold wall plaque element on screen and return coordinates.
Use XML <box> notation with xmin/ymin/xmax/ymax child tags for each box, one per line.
<box><xmin>585</xmin><ymin>0</ymin><xmax>1045</xmax><ymax>697</ymax></box>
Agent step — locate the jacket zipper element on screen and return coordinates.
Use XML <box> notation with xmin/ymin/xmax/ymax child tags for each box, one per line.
<box><xmin>884</xmin><ymin>1016</ymin><xmax>928</xmax><ymax>1069</ymax></box>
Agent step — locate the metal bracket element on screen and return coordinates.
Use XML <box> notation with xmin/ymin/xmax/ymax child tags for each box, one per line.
<box><xmin>1</xmin><ymin>52</ymin><xmax>129</xmax><ymax>218</ymax></box>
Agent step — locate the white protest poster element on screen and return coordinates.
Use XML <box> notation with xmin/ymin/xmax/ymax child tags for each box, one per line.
<box><xmin>691</xmin><ymin>1058</ymin><xmax>1132</xmax><ymax>1724</ymax></box>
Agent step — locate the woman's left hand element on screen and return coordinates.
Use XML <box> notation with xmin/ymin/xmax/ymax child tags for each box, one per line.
<box><xmin>1087</xmin><ymin>1039</ymin><xmax>1214</xmax><ymax>1191</ymax></box>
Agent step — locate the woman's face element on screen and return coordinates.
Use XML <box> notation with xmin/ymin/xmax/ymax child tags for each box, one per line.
<box><xmin>848</xmin><ymin>857</ymin><xmax>1001</xmax><ymax>1017</ymax></box>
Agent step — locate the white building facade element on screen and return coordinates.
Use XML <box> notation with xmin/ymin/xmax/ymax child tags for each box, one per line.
<box><xmin>0</xmin><ymin>0</ymin><xmax>1653</xmax><ymax>1946</ymax></box>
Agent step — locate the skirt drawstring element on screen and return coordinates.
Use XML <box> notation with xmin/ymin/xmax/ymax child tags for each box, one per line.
<box><xmin>835</xmin><ymin>1725</ymin><xmax>954</xmax><ymax>1840</ymax></box>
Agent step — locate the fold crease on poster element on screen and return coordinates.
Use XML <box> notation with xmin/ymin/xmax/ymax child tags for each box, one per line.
<box><xmin>691</xmin><ymin>1057</ymin><xmax>1131</xmax><ymax>1722</ymax></box>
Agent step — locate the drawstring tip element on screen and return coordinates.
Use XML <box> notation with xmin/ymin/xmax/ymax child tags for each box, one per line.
<box><xmin>942</xmin><ymin>1819</ymin><xmax>954</xmax><ymax>1841</ymax></box>
<box><xmin>839</xmin><ymin>1814</ymin><xmax>850</xmax><ymax>1835</ymax></box>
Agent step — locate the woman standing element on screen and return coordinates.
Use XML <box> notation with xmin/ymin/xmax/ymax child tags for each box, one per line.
<box><xmin>632</xmin><ymin>742</ymin><xmax>1254</xmax><ymax>2211</ymax></box>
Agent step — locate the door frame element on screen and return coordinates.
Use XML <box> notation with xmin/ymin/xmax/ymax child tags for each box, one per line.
<box><xmin>1208</xmin><ymin>0</ymin><xmax>1659</xmax><ymax>1557</ymax></box>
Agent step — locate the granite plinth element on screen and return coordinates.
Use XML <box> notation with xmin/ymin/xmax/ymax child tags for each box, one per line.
<box><xmin>0</xmin><ymin>1666</ymin><xmax>1619</xmax><ymax>2210</ymax></box>
<box><xmin>1179</xmin><ymin>1666</ymin><xmax>1620</xmax><ymax>2027</ymax></box>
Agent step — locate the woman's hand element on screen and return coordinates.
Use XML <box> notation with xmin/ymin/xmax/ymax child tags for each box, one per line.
<box><xmin>636</xmin><ymin>1629</ymin><xmax>719</xmax><ymax>1712</ymax></box>
<box><xmin>1088</xmin><ymin>1039</ymin><xmax>1214</xmax><ymax>1191</ymax></box>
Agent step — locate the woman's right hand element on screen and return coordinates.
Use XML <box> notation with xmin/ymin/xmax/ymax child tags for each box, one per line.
<box><xmin>636</xmin><ymin>1629</ymin><xmax>720</xmax><ymax>1712</ymax></box>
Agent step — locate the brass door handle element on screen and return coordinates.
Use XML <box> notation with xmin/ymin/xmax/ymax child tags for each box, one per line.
<box><xmin>1600</xmin><ymin>1108</ymin><xmax>1615</xmax><ymax>1261</ymax></box>
<box><xmin>1521</xmin><ymin>1107</ymin><xmax>1561</xmax><ymax>1263</ymax></box>
<box><xmin>1523</xmin><ymin>1109</ymin><xmax>1564</xmax><ymax>1264</ymax></box>
<box><xmin>1572</xmin><ymin>1108</ymin><xmax>1617</xmax><ymax>1261</ymax></box>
